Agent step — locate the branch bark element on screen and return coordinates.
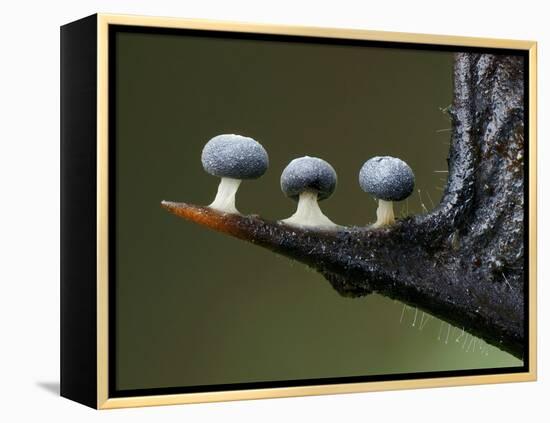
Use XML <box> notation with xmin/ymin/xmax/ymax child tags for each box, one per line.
<box><xmin>162</xmin><ymin>52</ymin><xmax>526</xmax><ymax>359</ymax></box>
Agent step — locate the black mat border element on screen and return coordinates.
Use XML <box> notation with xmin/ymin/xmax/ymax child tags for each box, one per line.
<box><xmin>108</xmin><ymin>24</ymin><xmax>530</xmax><ymax>398</ymax></box>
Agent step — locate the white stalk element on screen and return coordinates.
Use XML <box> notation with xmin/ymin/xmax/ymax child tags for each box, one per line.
<box><xmin>374</xmin><ymin>199</ymin><xmax>395</xmax><ymax>227</ymax></box>
<box><xmin>282</xmin><ymin>190</ymin><xmax>337</xmax><ymax>229</ymax></box>
<box><xmin>209</xmin><ymin>177</ymin><xmax>241</xmax><ymax>214</ymax></box>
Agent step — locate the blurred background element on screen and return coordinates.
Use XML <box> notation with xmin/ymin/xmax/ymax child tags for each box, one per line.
<box><xmin>114</xmin><ymin>29</ymin><xmax>521</xmax><ymax>391</ymax></box>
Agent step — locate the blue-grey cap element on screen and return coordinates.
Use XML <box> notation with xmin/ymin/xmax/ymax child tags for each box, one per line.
<box><xmin>359</xmin><ymin>156</ymin><xmax>415</xmax><ymax>201</ymax></box>
<box><xmin>280</xmin><ymin>156</ymin><xmax>337</xmax><ymax>201</ymax></box>
<box><xmin>201</xmin><ymin>134</ymin><xmax>269</xmax><ymax>179</ymax></box>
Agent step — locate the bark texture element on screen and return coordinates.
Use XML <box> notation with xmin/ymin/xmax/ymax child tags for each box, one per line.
<box><xmin>162</xmin><ymin>52</ymin><xmax>526</xmax><ymax>359</ymax></box>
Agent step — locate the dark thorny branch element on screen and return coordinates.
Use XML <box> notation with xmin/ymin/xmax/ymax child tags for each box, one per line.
<box><xmin>161</xmin><ymin>53</ymin><xmax>526</xmax><ymax>359</ymax></box>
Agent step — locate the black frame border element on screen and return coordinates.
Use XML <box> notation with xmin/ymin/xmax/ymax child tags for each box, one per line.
<box><xmin>60</xmin><ymin>14</ymin><xmax>99</xmax><ymax>409</ymax></box>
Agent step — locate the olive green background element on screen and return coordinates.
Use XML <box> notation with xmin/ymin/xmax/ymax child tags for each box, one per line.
<box><xmin>114</xmin><ymin>31</ymin><xmax>521</xmax><ymax>391</ymax></box>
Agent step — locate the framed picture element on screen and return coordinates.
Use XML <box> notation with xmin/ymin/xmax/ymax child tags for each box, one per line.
<box><xmin>60</xmin><ymin>13</ymin><xmax>537</xmax><ymax>409</ymax></box>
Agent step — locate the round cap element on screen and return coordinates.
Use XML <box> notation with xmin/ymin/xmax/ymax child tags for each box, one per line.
<box><xmin>359</xmin><ymin>156</ymin><xmax>415</xmax><ymax>201</ymax></box>
<box><xmin>201</xmin><ymin>134</ymin><xmax>269</xmax><ymax>179</ymax></box>
<box><xmin>280</xmin><ymin>156</ymin><xmax>337</xmax><ymax>201</ymax></box>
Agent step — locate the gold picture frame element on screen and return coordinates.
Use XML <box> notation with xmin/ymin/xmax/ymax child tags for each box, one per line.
<box><xmin>61</xmin><ymin>13</ymin><xmax>537</xmax><ymax>409</ymax></box>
